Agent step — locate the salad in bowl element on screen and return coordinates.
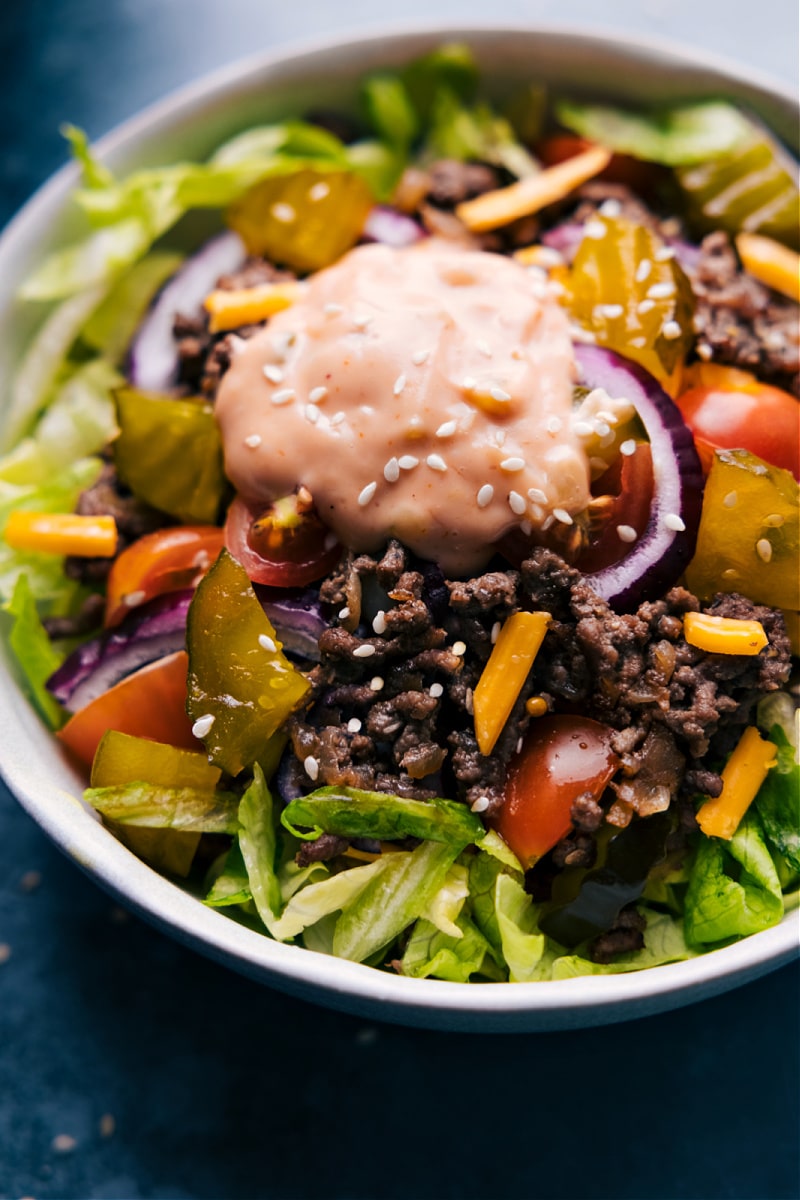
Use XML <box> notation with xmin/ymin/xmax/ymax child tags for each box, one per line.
<box><xmin>1</xmin><ymin>38</ymin><xmax>798</xmax><ymax>995</ymax></box>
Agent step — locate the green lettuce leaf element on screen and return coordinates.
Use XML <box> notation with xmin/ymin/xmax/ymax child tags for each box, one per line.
<box><xmin>210</xmin><ymin>120</ymin><xmax>349</xmax><ymax>167</ymax></box>
<box><xmin>549</xmin><ymin>910</ymin><xmax>694</xmax><ymax>978</ymax></box>
<box><xmin>424</xmin><ymin>89</ymin><xmax>537</xmax><ymax>177</ymax></box>
<box><xmin>419</xmin><ymin>862</ymin><xmax>470</xmax><ymax>938</ymax></box>
<box><xmin>3</xmin><ymin>574</ymin><xmax>64</xmax><ymax>729</ymax></box>
<box><xmin>555</xmin><ymin>99</ymin><xmax>752</xmax><ymax>166</ymax></box>
<box><xmin>204</xmin><ymin>840</ymin><xmax>253</xmax><ymax>908</ymax></box>
<box><xmin>81</xmin><ymin>251</ymin><xmax>183</xmax><ymax>362</ymax></box>
<box><xmin>270</xmin><ymin>858</ymin><xmax>387</xmax><ymax>942</ymax></box>
<box><xmin>281</xmin><ymin>785</ymin><xmax>485</xmax><ymax>847</ymax></box>
<box><xmin>85</xmin><ymin>781</ymin><xmax>240</xmax><ymax>833</ymax></box>
<box><xmin>237</xmin><ymin>764</ymin><xmax>283</xmax><ymax>931</ymax></box>
<box><xmin>756</xmin><ymin>724</ymin><xmax>800</xmax><ymax>872</ymax></box>
<box><xmin>401</xmin><ymin>913</ymin><xmax>501</xmax><ymax>982</ymax></box>
<box><xmin>361</xmin><ymin>74</ymin><xmax>419</xmax><ymax>149</ymax></box>
<box><xmin>494</xmin><ymin>873</ymin><xmax>547</xmax><ymax>983</ymax></box>
<box><xmin>684</xmin><ymin>813</ymin><xmax>784</xmax><ymax>946</ymax></box>
<box><xmin>401</xmin><ymin>42</ymin><xmax>479</xmax><ymax>122</ymax></box>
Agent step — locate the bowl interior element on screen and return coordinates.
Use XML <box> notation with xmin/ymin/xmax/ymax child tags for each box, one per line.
<box><xmin>0</xmin><ymin>23</ymin><xmax>797</xmax><ymax>1031</ymax></box>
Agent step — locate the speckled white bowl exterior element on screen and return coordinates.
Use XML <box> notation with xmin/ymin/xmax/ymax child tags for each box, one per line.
<box><xmin>1</xmin><ymin>23</ymin><xmax>797</xmax><ymax>1031</ymax></box>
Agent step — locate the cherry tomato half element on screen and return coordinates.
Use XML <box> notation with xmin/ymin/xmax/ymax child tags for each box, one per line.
<box><xmin>224</xmin><ymin>493</ymin><xmax>342</xmax><ymax>587</ymax></box>
<box><xmin>104</xmin><ymin>526</ymin><xmax>226</xmax><ymax>627</ymax></box>
<box><xmin>492</xmin><ymin>715</ymin><xmax>619</xmax><ymax>869</ymax></box>
<box><xmin>676</xmin><ymin>366</ymin><xmax>799</xmax><ymax>479</ymax></box>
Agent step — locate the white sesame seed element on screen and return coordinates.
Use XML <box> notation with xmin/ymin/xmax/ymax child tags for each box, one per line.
<box><xmin>353</xmin><ymin>644</ymin><xmax>377</xmax><ymax>658</ymax></box>
<box><xmin>584</xmin><ymin>218</ymin><xmax>607</xmax><ymax>240</ymax></box>
<box><xmin>654</xmin><ymin>245</ymin><xmax>675</xmax><ymax>261</ymax></box>
<box><xmin>191</xmin><ymin>714</ymin><xmax>215</xmax><ymax>739</ymax></box>
<box><xmin>661</xmin><ymin>320</ymin><xmax>682</xmax><ymax>340</ymax></box>
<box><xmin>595</xmin><ymin>303</ymin><xmax>624</xmax><ymax>320</ymax></box>
<box><xmin>271</xmin><ymin>202</ymin><xmax>296</xmax><ymax>223</ymax></box>
<box><xmin>452</xmin><ymin>641</ymin><xmax>466</xmax><ymax>656</ymax></box>
<box><xmin>243</xmin><ymin>433</ymin><xmax>262</xmax><ymax>449</ymax></box>
<box><xmin>620</xmin><ymin>439</ymin><xmax>636</xmax><ymax>457</ymax></box>
<box><xmin>465</xmin><ymin>688</ymin><xmax>474</xmax><ymax>715</ymax></box>
<box><xmin>369</xmin><ymin>676</ymin><xmax>384</xmax><ymax>691</ymax></box>
<box><xmin>393</xmin><ymin>373</ymin><xmax>407</xmax><ymax>396</ymax></box>
<box><xmin>384</xmin><ymin>457</ymin><xmax>400</xmax><ymax>483</ymax></box>
<box><xmin>637</xmin><ymin>299</ymin><xmax>656</xmax><ymax>315</ymax></box>
<box><xmin>599</xmin><ymin>199</ymin><xmax>622</xmax><ymax>218</ymax></box>
<box><xmin>258</xmin><ymin>634</ymin><xmax>277</xmax><ymax>653</ymax></box>
<box><xmin>330</xmin><ymin>411</ymin><xmax>346</xmax><ymax>426</ymax></box>
<box><xmin>495</xmin><ymin>430</ymin><xmax>506</xmax><ymax>446</ymax></box>
<box><xmin>664</xmin><ymin>513</ymin><xmax>686</xmax><ymax>532</ymax></box>
<box><xmin>324</xmin><ymin>302</ymin><xmax>344</xmax><ymax>317</ymax></box>
<box><xmin>338</xmin><ymin>607</ymin><xmax>350</xmax><ymax>620</ymax></box>
<box><xmin>723</xmin><ymin>491</ymin><xmax>738</xmax><ymax>508</ymax></box>
<box><xmin>490</xmin><ymin>385</ymin><xmax>511</xmax><ymax>403</ymax></box>
<box><xmin>756</xmin><ymin>538</ymin><xmax>773</xmax><ymax>563</ymax></box>
<box><xmin>353</xmin><ymin>313</ymin><xmax>372</xmax><ymax>329</ymax></box>
<box><xmin>436</xmin><ymin>420</ymin><xmax>457</xmax><ymax>438</ymax></box>
<box><xmin>303</xmin><ymin>755</ymin><xmax>319</xmax><ymax>781</ymax></box>
<box><xmin>426</xmin><ymin>454</ymin><xmax>447</xmax><ymax>472</ymax></box>
<box><xmin>569</xmin><ymin>323</ymin><xmax>597</xmax><ymax>344</ymax></box>
<box><xmin>697</xmin><ymin>342</ymin><xmax>713</xmax><ymax>361</ymax></box>
<box><xmin>358</xmin><ymin>482</ymin><xmax>377</xmax><ymax>507</ymax></box>
<box><xmin>573</xmin><ymin>421</ymin><xmax>594</xmax><ymax>438</ymax></box>
<box><xmin>263</xmin><ymin>364</ymin><xmax>285</xmax><ymax>384</ymax></box>
<box><xmin>324</xmin><ymin>531</ymin><xmax>338</xmax><ymax>550</ymax></box>
<box><xmin>347</xmin><ymin>718</ymin><xmax>362</xmax><ymax>733</ymax></box>
<box><xmin>630</xmin><ymin>337</ymin><xmax>647</xmax><ymax>349</ymax></box>
<box><xmin>635</xmin><ymin>259</ymin><xmax>652</xmax><ymax>283</ymax></box>
<box><xmin>398</xmin><ymin>455</ymin><xmax>419</xmax><ymax>470</ymax></box>
<box><xmin>553</xmin><ymin>508</ymin><xmax>573</xmax><ymax>525</ymax></box>
<box><xmin>477</xmin><ymin>484</ymin><xmax>494</xmax><ymax>508</ymax></box>
<box><xmin>508</xmin><ymin>491</ymin><xmax>527</xmax><ymax>515</ymax></box>
<box><xmin>500</xmin><ymin>456</ymin><xmax>526</xmax><ymax>472</ymax></box>
<box><xmin>271</xmin><ymin>388</ymin><xmax>296</xmax><ymax>406</ymax></box>
<box><xmin>309</xmin><ymin>386</ymin><xmax>328</xmax><ymax>404</ymax></box>
<box><xmin>491</xmin><ymin>621</ymin><xmax>501</xmax><ymax>644</ymax></box>
<box><xmin>520</xmin><ymin>520</ymin><xmax>533</xmax><ymax>536</ymax></box>
<box><xmin>429</xmin><ymin>682</ymin><xmax>444</xmax><ymax>698</ymax></box>
<box><xmin>763</xmin><ymin>513</ymin><xmax>785</xmax><ymax>528</ymax></box>
<box><xmin>462</xmin><ymin>375</ymin><xmax>477</xmax><ymax>390</ymax></box>
<box><xmin>617</xmin><ymin>524</ymin><xmax>638</xmax><ymax>543</ymax></box>
<box><xmin>594</xmin><ymin>421</ymin><xmax>611</xmax><ymax>438</ymax></box>
<box><xmin>541</xmin><ymin>514</ymin><xmax>555</xmax><ymax>532</ymax></box>
<box><xmin>412</xmin><ymin>348</ymin><xmax>430</xmax><ymax>365</ymax></box>
<box><xmin>309</xmin><ymin>180</ymin><xmax>330</xmax><ymax>201</ymax></box>
<box><xmin>528</xmin><ymin>487</ymin><xmax>547</xmax><ymax>505</ymax></box>
<box><xmin>372</xmin><ymin>611</ymin><xmax>387</xmax><ymax>635</ymax></box>
<box><xmin>471</xmin><ymin>795</ymin><xmax>490</xmax><ymax>813</ymax></box>
<box><xmin>305</xmin><ymin>405</ymin><xmax>320</xmax><ymax>424</ymax></box>
<box><xmin>545</xmin><ymin>416</ymin><xmax>563</xmax><ymax>435</ymax></box>
<box><xmin>476</xmin><ymin>339</ymin><xmax>493</xmax><ymax>358</ymax></box>
<box><xmin>124</xmin><ymin>589</ymin><xmax>147</xmax><ymax>607</ymax></box>
<box><xmin>647</xmin><ymin>281</ymin><xmax>676</xmax><ymax>300</ymax></box>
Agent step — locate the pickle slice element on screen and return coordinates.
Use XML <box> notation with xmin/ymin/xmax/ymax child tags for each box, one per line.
<box><xmin>227</xmin><ymin>166</ymin><xmax>373</xmax><ymax>273</ymax></box>
<box><xmin>568</xmin><ymin>215</ymin><xmax>695</xmax><ymax>391</ymax></box>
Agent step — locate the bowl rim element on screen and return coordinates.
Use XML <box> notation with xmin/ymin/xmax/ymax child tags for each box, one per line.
<box><xmin>1</xmin><ymin>20</ymin><xmax>798</xmax><ymax>1030</ymax></box>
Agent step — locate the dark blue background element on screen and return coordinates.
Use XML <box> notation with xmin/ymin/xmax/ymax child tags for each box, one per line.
<box><xmin>1</xmin><ymin>4</ymin><xmax>798</xmax><ymax>1198</ymax></box>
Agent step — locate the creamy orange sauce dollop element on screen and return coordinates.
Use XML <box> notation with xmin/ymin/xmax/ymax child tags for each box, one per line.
<box><xmin>215</xmin><ymin>240</ymin><xmax>591</xmax><ymax>576</ymax></box>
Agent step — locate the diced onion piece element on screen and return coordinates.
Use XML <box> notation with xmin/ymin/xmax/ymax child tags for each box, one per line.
<box><xmin>4</xmin><ymin>511</ymin><xmax>117</xmax><ymax>557</ymax></box>
<box><xmin>473</xmin><ymin>611</ymin><xmax>550</xmax><ymax>755</ymax></box>
<box><xmin>684</xmin><ymin>611</ymin><xmax>768</xmax><ymax>656</ymax></box>
<box><xmin>456</xmin><ymin>146</ymin><xmax>612</xmax><ymax>232</ymax></box>
<box><xmin>204</xmin><ymin>281</ymin><xmax>304</xmax><ymax>333</ymax></box>
<box><xmin>735</xmin><ymin>233</ymin><xmax>800</xmax><ymax>302</ymax></box>
<box><xmin>695</xmin><ymin>726</ymin><xmax>777</xmax><ymax>840</ymax></box>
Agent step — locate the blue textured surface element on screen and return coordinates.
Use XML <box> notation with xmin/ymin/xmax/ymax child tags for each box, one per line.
<box><xmin>1</xmin><ymin>3</ymin><xmax>799</xmax><ymax>1198</ymax></box>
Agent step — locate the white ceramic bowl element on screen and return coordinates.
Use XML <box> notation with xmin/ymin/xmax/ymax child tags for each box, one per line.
<box><xmin>1</xmin><ymin>23</ymin><xmax>797</xmax><ymax>1032</ymax></box>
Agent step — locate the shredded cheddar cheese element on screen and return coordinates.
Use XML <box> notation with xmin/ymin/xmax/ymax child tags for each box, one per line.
<box><xmin>473</xmin><ymin>611</ymin><xmax>551</xmax><ymax>755</ymax></box>
<box><xmin>695</xmin><ymin>725</ymin><xmax>778</xmax><ymax>840</ymax></box>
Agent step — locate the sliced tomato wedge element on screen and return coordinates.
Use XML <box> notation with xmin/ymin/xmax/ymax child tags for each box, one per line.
<box><xmin>104</xmin><ymin>526</ymin><xmax>226</xmax><ymax>627</ymax></box>
<box><xmin>224</xmin><ymin>492</ymin><xmax>342</xmax><ymax>587</ymax></box>
<box><xmin>577</xmin><ymin>442</ymin><xmax>654</xmax><ymax>575</ymax></box>
<box><xmin>57</xmin><ymin>651</ymin><xmax>198</xmax><ymax>767</ymax></box>
<box><xmin>492</xmin><ymin>715</ymin><xmax>619</xmax><ymax>868</ymax></box>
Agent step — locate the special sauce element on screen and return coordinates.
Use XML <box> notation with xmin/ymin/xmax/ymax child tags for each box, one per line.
<box><xmin>215</xmin><ymin>240</ymin><xmax>592</xmax><ymax>576</ymax></box>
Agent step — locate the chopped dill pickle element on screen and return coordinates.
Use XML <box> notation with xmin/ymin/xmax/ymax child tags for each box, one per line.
<box><xmin>685</xmin><ymin>449</ymin><xmax>800</xmax><ymax>611</ymax></box>
<box><xmin>186</xmin><ymin>549</ymin><xmax>310</xmax><ymax>776</ymax></box>
<box><xmin>227</xmin><ymin>167</ymin><xmax>374</xmax><ymax>273</ymax></box>
<box><xmin>569</xmin><ymin>215</ymin><xmax>695</xmax><ymax>392</ymax></box>
<box><xmin>677</xmin><ymin>136</ymin><xmax>800</xmax><ymax>251</ymax></box>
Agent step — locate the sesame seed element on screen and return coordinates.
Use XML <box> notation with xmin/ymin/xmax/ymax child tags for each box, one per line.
<box><xmin>471</xmin><ymin>796</ymin><xmax>490</xmax><ymax>813</ymax></box>
<box><xmin>358</xmin><ymin>482</ymin><xmax>377</xmax><ymax>507</ymax></box>
<box><xmin>324</xmin><ymin>302</ymin><xmax>344</xmax><ymax>316</ymax></box>
<box><xmin>372</xmin><ymin>611</ymin><xmax>387</xmax><ymax>635</ymax></box>
<box><xmin>528</xmin><ymin>487</ymin><xmax>547</xmax><ymax>505</ymax></box>
<box><xmin>647</xmin><ymin>281</ymin><xmax>676</xmax><ymax>300</ymax></box>
<box><xmin>452</xmin><ymin>641</ymin><xmax>467</xmax><ymax>656</ymax></box>
<box><xmin>369</xmin><ymin>676</ymin><xmax>384</xmax><ymax>691</ymax></box>
<box><xmin>491</xmin><ymin>621</ymin><xmax>501</xmax><ymax>644</ymax></box>
<box><xmin>476</xmin><ymin>339</ymin><xmax>493</xmax><ymax>358</ymax></box>
<box><xmin>617</xmin><ymin>524</ymin><xmax>638</xmax><ymax>543</ymax></box>
<box><xmin>546</xmin><ymin>416</ymin><xmax>563</xmax><ymax>435</ymax></box>
<box><xmin>304</xmin><ymin>755</ymin><xmax>320</xmax><ymax>781</ymax></box>
<box><xmin>500</xmin><ymin>456</ymin><xmax>525</xmax><ymax>472</ymax></box>
<box><xmin>384</xmin><ymin>457</ymin><xmax>400</xmax><ymax>483</ymax></box>
<box><xmin>637</xmin><ymin>299</ymin><xmax>656</xmax><ymax>315</ymax></box>
<box><xmin>309</xmin><ymin>180</ymin><xmax>330</xmax><ymax>201</ymax></box>
<box><xmin>309</xmin><ymin>386</ymin><xmax>328</xmax><ymax>404</ymax></box>
<box><xmin>426</xmin><ymin>454</ymin><xmax>447</xmax><ymax>472</ymax></box>
<box><xmin>697</xmin><ymin>342</ymin><xmax>713</xmax><ymax>361</ymax></box>
<box><xmin>635</xmin><ymin>259</ymin><xmax>652</xmax><ymax>283</ymax></box>
<box><xmin>398</xmin><ymin>455</ymin><xmax>419</xmax><ymax>470</ymax></box>
<box><xmin>756</xmin><ymin>538</ymin><xmax>773</xmax><ymax>563</ymax></box>
<box><xmin>629</xmin><ymin>337</ymin><xmax>647</xmax><ymax>349</ymax></box>
<box><xmin>353</xmin><ymin>644</ymin><xmax>376</xmax><ymax>658</ymax></box>
<box><xmin>258</xmin><ymin>634</ymin><xmax>277</xmax><ymax>653</ymax></box>
<box><xmin>508</xmin><ymin>491</ymin><xmax>527</xmax><ymax>516</ymax></box>
<box><xmin>477</xmin><ymin>484</ymin><xmax>494</xmax><ymax>508</ymax></box>
<box><xmin>271</xmin><ymin>202</ymin><xmax>296</xmax><ymax>223</ymax></box>
<box><xmin>723</xmin><ymin>491</ymin><xmax>738</xmax><ymax>508</ymax></box>
<box><xmin>353</xmin><ymin>313</ymin><xmax>372</xmax><ymax>329</ymax></box>
<box><xmin>595</xmin><ymin>303</ymin><xmax>624</xmax><ymax>320</ymax></box>
<box><xmin>462</xmin><ymin>375</ymin><xmax>477</xmax><ymax>390</ymax></box>
<box><xmin>599</xmin><ymin>199</ymin><xmax>622</xmax><ymax>218</ymax></box>
<box><xmin>191</xmin><ymin>714</ymin><xmax>215</xmax><ymax>739</ymax></box>
<box><xmin>594</xmin><ymin>421</ymin><xmax>611</xmax><ymax>438</ymax></box>
<box><xmin>664</xmin><ymin>512</ymin><xmax>686</xmax><ymax>532</ymax></box>
<box><xmin>324</xmin><ymin>531</ymin><xmax>338</xmax><ymax>550</ymax></box>
<box><xmin>520</xmin><ymin>520</ymin><xmax>533</xmax><ymax>536</ymax></box>
<box><xmin>244</xmin><ymin>434</ymin><xmax>262</xmax><ymax>448</ymax></box>
<box><xmin>620</xmin><ymin>439</ymin><xmax>636</xmax><ymax>457</ymax></box>
<box><xmin>263</xmin><ymin>364</ymin><xmax>285</xmax><ymax>384</ymax></box>
<box><xmin>553</xmin><ymin>508</ymin><xmax>573</xmax><ymax>525</ymax></box>
<box><xmin>124</xmin><ymin>589</ymin><xmax>146</xmax><ymax>607</ymax></box>
<box><xmin>654</xmin><ymin>245</ymin><xmax>675</xmax><ymax>261</ymax></box>
<box><xmin>305</xmin><ymin>405</ymin><xmax>320</xmax><ymax>424</ymax></box>
<box><xmin>271</xmin><ymin>388</ymin><xmax>296</xmax><ymax>406</ymax></box>
<box><xmin>661</xmin><ymin>320</ymin><xmax>682</xmax><ymax>340</ymax></box>
<box><xmin>584</xmin><ymin>218</ymin><xmax>607</xmax><ymax>239</ymax></box>
<box><xmin>573</xmin><ymin>420</ymin><xmax>594</xmax><ymax>438</ymax></box>
<box><xmin>393</xmin><ymin>373</ymin><xmax>407</xmax><ymax>396</ymax></box>
<box><xmin>495</xmin><ymin>430</ymin><xmax>506</xmax><ymax>446</ymax></box>
<box><xmin>763</xmin><ymin>513</ymin><xmax>785</xmax><ymax>528</ymax></box>
<box><xmin>330</xmin><ymin>411</ymin><xmax>346</xmax><ymax>426</ymax></box>
<box><xmin>338</xmin><ymin>607</ymin><xmax>350</xmax><ymax>620</ymax></box>
<box><xmin>429</xmin><ymin>682</ymin><xmax>444</xmax><ymax>698</ymax></box>
<box><xmin>412</xmin><ymin>348</ymin><xmax>430</xmax><ymax>365</ymax></box>
<box><xmin>436</xmin><ymin>420</ymin><xmax>457</xmax><ymax>438</ymax></box>
<box><xmin>490</xmin><ymin>385</ymin><xmax>511</xmax><ymax>403</ymax></box>
<box><xmin>465</xmin><ymin>688</ymin><xmax>474</xmax><ymax>715</ymax></box>
<box><xmin>569</xmin><ymin>323</ymin><xmax>597</xmax><ymax>344</ymax></box>
<box><xmin>347</xmin><ymin>718</ymin><xmax>362</xmax><ymax>733</ymax></box>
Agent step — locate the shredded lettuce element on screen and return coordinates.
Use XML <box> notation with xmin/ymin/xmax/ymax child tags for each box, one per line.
<box><xmin>81</xmin><ymin>250</ymin><xmax>183</xmax><ymax>362</ymax></box>
<box><xmin>281</xmin><ymin>785</ymin><xmax>485</xmax><ymax>847</ymax></box>
<box><xmin>555</xmin><ymin>99</ymin><xmax>752</xmax><ymax>166</ymax></box>
<box><xmin>84</xmin><ymin>781</ymin><xmax>240</xmax><ymax>833</ymax></box>
<box><xmin>204</xmin><ymin>841</ymin><xmax>253</xmax><ymax>908</ymax></box>
<box><xmin>755</xmin><ymin>724</ymin><xmax>800</xmax><ymax>872</ymax></box>
<box><xmin>401</xmin><ymin>913</ymin><xmax>501</xmax><ymax>982</ymax></box>
<box><xmin>419</xmin><ymin>861</ymin><xmax>470</xmax><ymax>938</ymax></box>
<box><xmin>549</xmin><ymin>910</ymin><xmax>694</xmax><ymax>978</ymax></box>
<box><xmin>237</xmin><ymin>764</ymin><xmax>283</xmax><ymax>931</ymax></box>
<box><xmin>3</xmin><ymin>574</ymin><xmax>65</xmax><ymax>729</ymax></box>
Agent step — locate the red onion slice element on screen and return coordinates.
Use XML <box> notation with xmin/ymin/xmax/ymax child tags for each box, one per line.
<box><xmin>256</xmin><ymin>588</ymin><xmax>327</xmax><ymax>661</ymax></box>
<box><xmin>127</xmin><ymin>231</ymin><xmax>245</xmax><ymax>390</ymax></box>
<box><xmin>575</xmin><ymin>344</ymin><xmax>704</xmax><ymax>609</ymax></box>
<box><xmin>362</xmin><ymin>206</ymin><xmax>426</xmax><ymax>248</ymax></box>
